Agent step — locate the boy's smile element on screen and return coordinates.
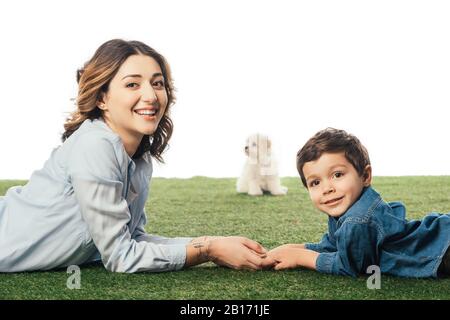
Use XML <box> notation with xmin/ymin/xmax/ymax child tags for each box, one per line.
<box><xmin>303</xmin><ymin>152</ymin><xmax>372</xmax><ymax>217</ymax></box>
<box><xmin>322</xmin><ymin>195</ymin><xmax>345</xmax><ymax>206</ymax></box>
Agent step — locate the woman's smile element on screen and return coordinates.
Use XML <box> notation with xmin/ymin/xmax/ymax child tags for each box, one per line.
<box><xmin>134</xmin><ymin>107</ymin><xmax>159</xmax><ymax>121</ymax></box>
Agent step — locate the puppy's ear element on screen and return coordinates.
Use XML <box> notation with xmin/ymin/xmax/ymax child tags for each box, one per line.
<box><xmin>259</xmin><ymin>135</ymin><xmax>271</xmax><ymax>156</ymax></box>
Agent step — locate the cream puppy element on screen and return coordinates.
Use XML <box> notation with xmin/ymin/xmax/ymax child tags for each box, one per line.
<box><xmin>237</xmin><ymin>134</ymin><xmax>288</xmax><ymax>196</ymax></box>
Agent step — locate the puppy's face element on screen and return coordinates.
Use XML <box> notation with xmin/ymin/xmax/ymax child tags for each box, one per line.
<box><xmin>245</xmin><ymin>134</ymin><xmax>271</xmax><ymax>163</ymax></box>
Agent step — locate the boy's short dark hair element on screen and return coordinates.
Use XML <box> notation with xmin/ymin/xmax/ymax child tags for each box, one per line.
<box><xmin>296</xmin><ymin>128</ymin><xmax>371</xmax><ymax>187</ymax></box>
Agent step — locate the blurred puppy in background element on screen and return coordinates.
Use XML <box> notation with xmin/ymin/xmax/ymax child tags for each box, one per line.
<box><xmin>237</xmin><ymin>133</ymin><xmax>288</xmax><ymax>196</ymax></box>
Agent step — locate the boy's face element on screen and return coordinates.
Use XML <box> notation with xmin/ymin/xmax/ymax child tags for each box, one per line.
<box><xmin>303</xmin><ymin>152</ymin><xmax>371</xmax><ymax>218</ymax></box>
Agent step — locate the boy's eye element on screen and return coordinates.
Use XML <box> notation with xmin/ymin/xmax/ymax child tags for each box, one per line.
<box><xmin>334</xmin><ymin>172</ymin><xmax>344</xmax><ymax>178</ymax></box>
<box><xmin>309</xmin><ymin>180</ymin><xmax>320</xmax><ymax>187</ymax></box>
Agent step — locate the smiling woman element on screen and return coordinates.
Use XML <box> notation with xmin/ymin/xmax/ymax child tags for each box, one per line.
<box><xmin>62</xmin><ymin>40</ymin><xmax>175</xmax><ymax>162</ymax></box>
<box><xmin>0</xmin><ymin>39</ymin><xmax>276</xmax><ymax>273</ymax></box>
<box><xmin>97</xmin><ymin>55</ymin><xmax>168</xmax><ymax>158</ymax></box>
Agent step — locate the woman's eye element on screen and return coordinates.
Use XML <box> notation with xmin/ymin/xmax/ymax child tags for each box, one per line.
<box><xmin>153</xmin><ymin>80</ymin><xmax>165</xmax><ymax>89</ymax></box>
<box><xmin>126</xmin><ymin>83</ymin><xmax>139</xmax><ymax>88</ymax></box>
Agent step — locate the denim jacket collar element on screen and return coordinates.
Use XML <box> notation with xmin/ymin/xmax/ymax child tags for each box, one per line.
<box><xmin>337</xmin><ymin>186</ymin><xmax>382</xmax><ymax>226</ymax></box>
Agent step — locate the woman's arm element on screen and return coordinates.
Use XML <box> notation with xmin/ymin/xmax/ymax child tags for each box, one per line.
<box><xmin>131</xmin><ymin>202</ymin><xmax>274</xmax><ymax>270</ymax></box>
<box><xmin>133</xmin><ymin>215</ymin><xmax>275</xmax><ymax>270</ymax></box>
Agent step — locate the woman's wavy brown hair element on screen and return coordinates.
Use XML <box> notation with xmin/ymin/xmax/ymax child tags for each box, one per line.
<box><xmin>62</xmin><ymin>39</ymin><xmax>175</xmax><ymax>162</ymax></box>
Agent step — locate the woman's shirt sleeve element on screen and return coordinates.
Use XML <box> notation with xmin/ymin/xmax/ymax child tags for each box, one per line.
<box><xmin>315</xmin><ymin>222</ymin><xmax>381</xmax><ymax>277</ymax></box>
<box><xmin>67</xmin><ymin>134</ymin><xmax>187</xmax><ymax>273</ymax></box>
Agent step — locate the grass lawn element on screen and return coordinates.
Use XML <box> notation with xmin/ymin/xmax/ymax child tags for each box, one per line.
<box><xmin>0</xmin><ymin>176</ymin><xmax>449</xmax><ymax>300</ymax></box>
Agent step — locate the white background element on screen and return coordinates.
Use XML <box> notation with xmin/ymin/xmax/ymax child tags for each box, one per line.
<box><xmin>0</xmin><ymin>0</ymin><xmax>449</xmax><ymax>179</ymax></box>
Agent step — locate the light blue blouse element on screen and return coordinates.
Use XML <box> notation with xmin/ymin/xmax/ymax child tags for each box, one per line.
<box><xmin>0</xmin><ymin>118</ymin><xmax>192</xmax><ymax>273</ymax></box>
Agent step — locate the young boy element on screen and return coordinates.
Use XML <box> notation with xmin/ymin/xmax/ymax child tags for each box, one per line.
<box><xmin>266</xmin><ymin>128</ymin><xmax>450</xmax><ymax>278</ymax></box>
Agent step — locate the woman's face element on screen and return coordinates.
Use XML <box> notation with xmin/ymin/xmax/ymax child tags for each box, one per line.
<box><xmin>100</xmin><ymin>54</ymin><xmax>168</xmax><ymax>147</ymax></box>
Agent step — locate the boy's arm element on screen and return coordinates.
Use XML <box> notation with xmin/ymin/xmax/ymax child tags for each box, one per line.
<box><xmin>267</xmin><ymin>244</ymin><xmax>319</xmax><ymax>270</ymax></box>
<box><xmin>315</xmin><ymin>222</ymin><xmax>381</xmax><ymax>277</ymax></box>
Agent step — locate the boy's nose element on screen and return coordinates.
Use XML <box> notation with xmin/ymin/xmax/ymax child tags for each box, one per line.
<box><xmin>322</xmin><ymin>182</ymin><xmax>335</xmax><ymax>195</ymax></box>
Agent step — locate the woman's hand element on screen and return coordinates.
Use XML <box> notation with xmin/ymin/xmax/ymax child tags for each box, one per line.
<box><xmin>208</xmin><ymin>236</ymin><xmax>276</xmax><ymax>270</ymax></box>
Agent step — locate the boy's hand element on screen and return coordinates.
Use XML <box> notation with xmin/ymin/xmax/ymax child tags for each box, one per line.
<box><xmin>267</xmin><ymin>244</ymin><xmax>303</xmax><ymax>270</ymax></box>
<box><xmin>268</xmin><ymin>244</ymin><xmax>319</xmax><ymax>271</ymax></box>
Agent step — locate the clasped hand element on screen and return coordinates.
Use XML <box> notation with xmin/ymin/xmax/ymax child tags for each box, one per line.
<box><xmin>207</xmin><ymin>236</ymin><xmax>277</xmax><ymax>270</ymax></box>
<box><xmin>194</xmin><ymin>238</ymin><xmax>313</xmax><ymax>271</ymax></box>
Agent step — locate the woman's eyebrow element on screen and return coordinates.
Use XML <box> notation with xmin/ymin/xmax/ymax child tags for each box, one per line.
<box><xmin>121</xmin><ymin>73</ymin><xmax>163</xmax><ymax>80</ymax></box>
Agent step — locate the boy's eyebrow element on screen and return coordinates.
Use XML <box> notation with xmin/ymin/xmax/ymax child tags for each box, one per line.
<box><xmin>121</xmin><ymin>73</ymin><xmax>163</xmax><ymax>80</ymax></box>
<box><xmin>305</xmin><ymin>173</ymin><xmax>318</xmax><ymax>182</ymax></box>
<box><xmin>329</xmin><ymin>164</ymin><xmax>348</xmax><ymax>170</ymax></box>
<box><xmin>305</xmin><ymin>164</ymin><xmax>349</xmax><ymax>182</ymax></box>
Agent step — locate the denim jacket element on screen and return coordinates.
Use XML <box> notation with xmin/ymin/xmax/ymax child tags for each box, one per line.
<box><xmin>305</xmin><ymin>186</ymin><xmax>450</xmax><ymax>278</ymax></box>
<box><xmin>0</xmin><ymin>118</ymin><xmax>192</xmax><ymax>273</ymax></box>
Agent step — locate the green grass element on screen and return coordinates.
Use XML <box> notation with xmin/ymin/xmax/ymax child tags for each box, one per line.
<box><xmin>0</xmin><ymin>176</ymin><xmax>449</xmax><ymax>299</ymax></box>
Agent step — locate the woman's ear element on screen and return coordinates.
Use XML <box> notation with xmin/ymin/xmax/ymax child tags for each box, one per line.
<box><xmin>362</xmin><ymin>165</ymin><xmax>372</xmax><ymax>186</ymax></box>
<box><xmin>97</xmin><ymin>93</ymin><xmax>107</xmax><ymax>111</ymax></box>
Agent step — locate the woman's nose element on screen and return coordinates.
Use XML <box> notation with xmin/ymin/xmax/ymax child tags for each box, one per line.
<box><xmin>141</xmin><ymin>83</ymin><xmax>158</xmax><ymax>103</ymax></box>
